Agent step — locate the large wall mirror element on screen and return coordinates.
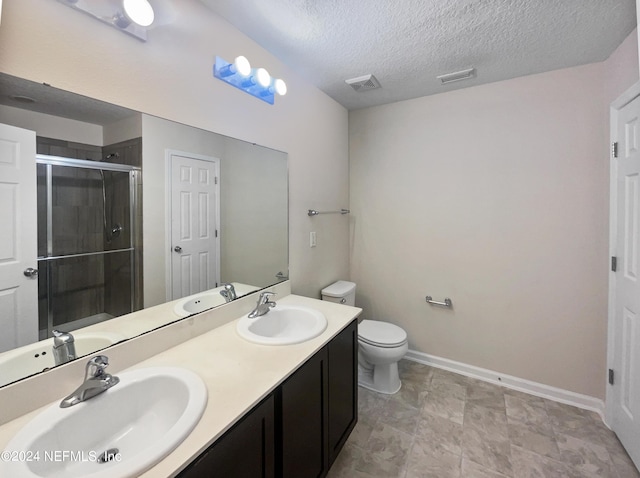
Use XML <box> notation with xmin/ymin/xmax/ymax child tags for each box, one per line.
<box><xmin>0</xmin><ymin>72</ymin><xmax>288</xmax><ymax>387</ymax></box>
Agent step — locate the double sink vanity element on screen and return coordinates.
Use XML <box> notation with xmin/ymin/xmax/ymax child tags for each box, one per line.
<box><xmin>0</xmin><ymin>283</ymin><xmax>361</xmax><ymax>477</ymax></box>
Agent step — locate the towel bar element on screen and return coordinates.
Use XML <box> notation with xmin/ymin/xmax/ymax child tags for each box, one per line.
<box><xmin>425</xmin><ymin>296</ymin><xmax>452</xmax><ymax>307</ymax></box>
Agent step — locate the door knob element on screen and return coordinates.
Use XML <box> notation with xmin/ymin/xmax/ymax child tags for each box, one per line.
<box><xmin>24</xmin><ymin>267</ymin><xmax>39</xmax><ymax>278</ymax></box>
<box><xmin>174</xmin><ymin>246</ymin><xmax>182</xmax><ymax>253</ymax></box>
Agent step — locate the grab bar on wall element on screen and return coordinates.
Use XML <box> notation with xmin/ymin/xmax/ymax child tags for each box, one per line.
<box><xmin>308</xmin><ymin>209</ymin><xmax>350</xmax><ymax>216</ymax></box>
<box><xmin>425</xmin><ymin>296</ymin><xmax>453</xmax><ymax>308</ymax></box>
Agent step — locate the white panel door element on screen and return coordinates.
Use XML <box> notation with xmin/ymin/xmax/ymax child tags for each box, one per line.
<box><xmin>0</xmin><ymin>123</ymin><xmax>38</xmax><ymax>353</ymax></box>
<box><xmin>170</xmin><ymin>154</ymin><xmax>219</xmax><ymax>299</ymax></box>
<box><xmin>612</xmin><ymin>94</ymin><xmax>640</xmax><ymax>468</ymax></box>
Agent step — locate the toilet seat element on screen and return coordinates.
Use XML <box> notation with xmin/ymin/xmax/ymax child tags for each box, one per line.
<box><xmin>358</xmin><ymin>320</ymin><xmax>407</xmax><ymax>348</ymax></box>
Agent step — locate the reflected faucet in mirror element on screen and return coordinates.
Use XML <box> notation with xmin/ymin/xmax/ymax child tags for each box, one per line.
<box><xmin>219</xmin><ymin>283</ymin><xmax>237</xmax><ymax>303</ymax></box>
<box><xmin>52</xmin><ymin>330</ymin><xmax>76</xmax><ymax>366</ymax></box>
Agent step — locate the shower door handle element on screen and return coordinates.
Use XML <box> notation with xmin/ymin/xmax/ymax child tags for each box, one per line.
<box><xmin>173</xmin><ymin>246</ymin><xmax>182</xmax><ymax>253</ymax></box>
<box><xmin>23</xmin><ymin>267</ymin><xmax>39</xmax><ymax>278</ymax></box>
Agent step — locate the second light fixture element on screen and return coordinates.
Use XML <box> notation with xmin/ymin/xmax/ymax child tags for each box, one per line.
<box><xmin>214</xmin><ymin>56</ymin><xmax>287</xmax><ymax>105</ymax></box>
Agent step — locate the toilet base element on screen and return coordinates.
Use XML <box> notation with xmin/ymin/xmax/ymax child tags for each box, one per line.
<box><xmin>358</xmin><ymin>363</ymin><xmax>402</xmax><ymax>395</ymax></box>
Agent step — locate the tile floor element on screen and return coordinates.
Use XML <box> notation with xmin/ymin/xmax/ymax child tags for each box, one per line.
<box><xmin>328</xmin><ymin>360</ymin><xmax>640</xmax><ymax>478</ymax></box>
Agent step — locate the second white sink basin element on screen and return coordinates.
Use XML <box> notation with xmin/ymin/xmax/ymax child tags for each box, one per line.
<box><xmin>0</xmin><ymin>366</ymin><xmax>207</xmax><ymax>478</ymax></box>
<box><xmin>173</xmin><ymin>283</ymin><xmax>260</xmax><ymax>317</ymax></box>
<box><xmin>237</xmin><ymin>304</ymin><xmax>327</xmax><ymax>345</ymax></box>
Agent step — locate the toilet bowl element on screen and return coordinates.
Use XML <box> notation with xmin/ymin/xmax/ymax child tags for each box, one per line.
<box><xmin>321</xmin><ymin>281</ymin><xmax>409</xmax><ymax>394</ymax></box>
<box><xmin>357</xmin><ymin>319</ymin><xmax>408</xmax><ymax>394</ymax></box>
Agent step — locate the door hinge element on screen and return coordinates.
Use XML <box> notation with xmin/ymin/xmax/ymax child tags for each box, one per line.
<box><xmin>612</xmin><ymin>142</ymin><xmax>618</xmax><ymax>159</ymax></box>
<box><xmin>611</xmin><ymin>256</ymin><xmax>617</xmax><ymax>272</ymax></box>
<box><xmin>215</xmin><ymin>229</ymin><xmax>218</xmax><ymax>238</ymax></box>
<box><xmin>609</xmin><ymin>368</ymin><xmax>615</xmax><ymax>385</ymax></box>
<box><xmin>215</xmin><ymin>176</ymin><xmax>218</xmax><ymax>185</ymax></box>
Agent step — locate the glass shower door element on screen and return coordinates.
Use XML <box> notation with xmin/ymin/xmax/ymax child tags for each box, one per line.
<box><xmin>36</xmin><ymin>156</ymin><xmax>139</xmax><ymax>339</ymax></box>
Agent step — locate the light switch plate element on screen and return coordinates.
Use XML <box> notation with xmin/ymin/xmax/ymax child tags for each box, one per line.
<box><xmin>310</xmin><ymin>231</ymin><xmax>317</xmax><ymax>247</ymax></box>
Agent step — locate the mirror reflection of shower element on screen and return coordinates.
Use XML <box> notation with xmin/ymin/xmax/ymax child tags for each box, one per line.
<box><xmin>36</xmin><ymin>147</ymin><xmax>142</xmax><ymax>340</ymax></box>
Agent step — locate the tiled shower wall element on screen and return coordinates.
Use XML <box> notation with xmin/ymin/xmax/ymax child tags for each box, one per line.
<box><xmin>36</xmin><ymin>137</ymin><xmax>143</xmax><ymax>336</ymax></box>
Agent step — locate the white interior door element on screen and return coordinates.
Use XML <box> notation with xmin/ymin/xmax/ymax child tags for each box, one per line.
<box><xmin>611</xmin><ymin>94</ymin><xmax>640</xmax><ymax>468</ymax></box>
<box><xmin>170</xmin><ymin>153</ymin><xmax>220</xmax><ymax>300</ymax></box>
<box><xmin>0</xmin><ymin>123</ymin><xmax>38</xmax><ymax>353</ymax></box>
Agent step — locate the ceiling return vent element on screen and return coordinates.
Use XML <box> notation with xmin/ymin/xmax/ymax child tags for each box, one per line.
<box><xmin>345</xmin><ymin>74</ymin><xmax>381</xmax><ymax>92</ymax></box>
<box><xmin>437</xmin><ymin>67</ymin><xmax>476</xmax><ymax>85</ymax></box>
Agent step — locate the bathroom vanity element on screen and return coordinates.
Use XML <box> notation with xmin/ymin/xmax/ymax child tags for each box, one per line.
<box><xmin>0</xmin><ymin>289</ymin><xmax>361</xmax><ymax>478</ymax></box>
<box><xmin>178</xmin><ymin>319</ymin><xmax>358</xmax><ymax>477</ymax></box>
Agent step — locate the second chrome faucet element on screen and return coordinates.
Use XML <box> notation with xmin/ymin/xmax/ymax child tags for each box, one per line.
<box><xmin>248</xmin><ymin>291</ymin><xmax>276</xmax><ymax>318</ymax></box>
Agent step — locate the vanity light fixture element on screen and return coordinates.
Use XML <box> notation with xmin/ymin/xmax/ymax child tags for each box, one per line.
<box><xmin>214</xmin><ymin>56</ymin><xmax>287</xmax><ymax>105</ymax></box>
<box><xmin>122</xmin><ymin>0</ymin><xmax>155</xmax><ymax>27</ymax></box>
<box><xmin>57</xmin><ymin>0</ymin><xmax>155</xmax><ymax>41</ymax></box>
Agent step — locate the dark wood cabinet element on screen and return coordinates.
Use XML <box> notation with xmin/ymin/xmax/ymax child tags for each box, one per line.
<box><xmin>178</xmin><ymin>394</ymin><xmax>275</xmax><ymax>478</ymax></box>
<box><xmin>277</xmin><ymin>347</ymin><xmax>329</xmax><ymax>478</ymax></box>
<box><xmin>178</xmin><ymin>319</ymin><xmax>357</xmax><ymax>478</ymax></box>
<box><xmin>327</xmin><ymin>319</ymin><xmax>358</xmax><ymax>466</ymax></box>
<box><xmin>278</xmin><ymin>319</ymin><xmax>358</xmax><ymax>477</ymax></box>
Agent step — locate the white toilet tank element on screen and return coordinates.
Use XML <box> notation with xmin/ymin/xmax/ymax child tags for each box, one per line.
<box><xmin>321</xmin><ymin>280</ymin><xmax>356</xmax><ymax>306</ymax></box>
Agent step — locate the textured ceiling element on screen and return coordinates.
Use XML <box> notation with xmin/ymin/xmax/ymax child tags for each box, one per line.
<box><xmin>200</xmin><ymin>0</ymin><xmax>637</xmax><ymax>110</ymax></box>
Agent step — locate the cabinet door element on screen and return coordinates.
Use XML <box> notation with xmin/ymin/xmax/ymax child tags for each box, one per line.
<box><xmin>178</xmin><ymin>394</ymin><xmax>275</xmax><ymax>478</ymax></box>
<box><xmin>328</xmin><ymin>319</ymin><xmax>358</xmax><ymax>466</ymax></box>
<box><xmin>278</xmin><ymin>347</ymin><xmax>329</xmax><ymax>478</ymax></box>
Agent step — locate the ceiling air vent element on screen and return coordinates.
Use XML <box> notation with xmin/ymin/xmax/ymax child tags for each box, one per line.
<box><xmin>437</xmin><ymin>67</ymin><xmax>476</xmax><ymax>85</ymax></box>
<box><xmin>345</xmin><ymin>74</ymin><xmax>380</xmax><ymax>92</ymax></box>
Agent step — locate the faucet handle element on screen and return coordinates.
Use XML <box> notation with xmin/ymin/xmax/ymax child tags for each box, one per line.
<box><xmin>259</xmin><ymin>291</ymin><xmax>276</xmax><ymax>303</ymax></box>
<box><xmin>85</xmin><ymin>355</ymin><xmax>109</xmax><ymax>380</ymax></box>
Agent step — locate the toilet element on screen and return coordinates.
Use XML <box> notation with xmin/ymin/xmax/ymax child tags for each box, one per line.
<box><xmin>321</xmin><ymin>281</ymin><xmax>408</xmax><ymax>394</ymax></box>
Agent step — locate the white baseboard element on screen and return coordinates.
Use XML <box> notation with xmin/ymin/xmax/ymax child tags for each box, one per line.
<box><xmin>405</xmin><ymin>349</ymin><xmax>606</xmax><ymax>421</ymax></box>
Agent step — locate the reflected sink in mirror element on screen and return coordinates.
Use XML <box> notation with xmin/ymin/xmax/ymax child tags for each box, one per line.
<box><xmin>0</xmin><ymin>332</ymin><xmax>126</xmax><ymax>387</ymax></box>
<box><xmin>173</xmin><ymin>283</ymin><xmax>261</xmax><ymax>317</ymax></box>
<box><xmin>237</xmin><ymin>305</ymin><xmax>328</xmax><ymax>345</ymax></box>
<box><xmin>0</xmin><ymin>366</ymin><xmax>207</xmax><ymax>478</ymax></box>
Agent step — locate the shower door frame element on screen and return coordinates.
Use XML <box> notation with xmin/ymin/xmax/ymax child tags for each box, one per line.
<box><xmin>36</xmin><ymin>154</ymin><xmax>141</xmax><ymax>337</ymax></box>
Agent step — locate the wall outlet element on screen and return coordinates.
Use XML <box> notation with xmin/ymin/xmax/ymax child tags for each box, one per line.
<box><xmin>310</xmin><ymin>231</ymin><xmax>317</xmax><ymax>247</ymax></box>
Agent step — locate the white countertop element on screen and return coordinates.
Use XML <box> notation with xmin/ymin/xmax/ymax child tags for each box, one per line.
<box><xmin>0</xmin><ymin>293</ymin><xmax>361</xmax><ymax>477</ymax></box>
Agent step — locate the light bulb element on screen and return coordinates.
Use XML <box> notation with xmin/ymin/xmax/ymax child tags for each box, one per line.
<box><xmin>256</xmin><ymin>68</ymin><xmax>271</xmax><ymax>88</ymax></box>
<box><xmin>274</xmin><ymin>79</ymin><xmax>287</xmax><ymax>96</ymax></box>
<box><xmin>234</xmin><ymin>56</ymin><xmax>251</xmax><ymax>77</ymax></box>
<box><xmin>122</xmin><ymin>0</ymin><xmax>155</xmax><ymax>27</ymax></box>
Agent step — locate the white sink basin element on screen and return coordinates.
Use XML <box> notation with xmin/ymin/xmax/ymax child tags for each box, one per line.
<box><xmin>1</xmin><ymin>366</ymin><xmax>207</xmax><ymax>478</ymax></box>
<box><xmin>237</xmin><ymin>304</ymin><xmax>328</xmax><ymax>345</ymax></box>
<box><xmin>173</xmin><ymin>283</ymin><xmax>260</xmax><ymax>317</ymax></box>
<box><xmin>0</xmin><ymin>332</ymin><xmax>126</xmax><ymax>387</ymax></box>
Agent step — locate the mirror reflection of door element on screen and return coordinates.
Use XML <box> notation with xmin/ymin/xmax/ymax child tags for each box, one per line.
<box><xmin>0</xmin><ymin>123</ymin><xmax>38</xmax><ymax>353</ymax></box>
<box><xmin>170</xmin><ymin>153</ymin><xmax>220</xmax><ymax>300</ymax></box>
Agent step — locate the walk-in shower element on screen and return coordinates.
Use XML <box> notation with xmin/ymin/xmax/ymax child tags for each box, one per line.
<box><xmin>36</xmin><ymin>155</ymin><xmax>141</xmax><ymax>340</ymax></box>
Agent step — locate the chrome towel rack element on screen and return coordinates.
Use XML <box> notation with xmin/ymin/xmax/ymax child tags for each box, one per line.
<box><xmin>308</xmin><ymin>209</ymin><xmax>350</xmax><ymax>216</ymax></box>
<box><xmin>425</xmin><ymin>296</ymin><xmax>453</xmax><ymax>308</ymax></box>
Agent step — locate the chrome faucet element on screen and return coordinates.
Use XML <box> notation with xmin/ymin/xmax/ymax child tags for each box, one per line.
<box><xmin>220</xmin><ymin>283</ymin><xmax>237</xmax><ymax>303</ymax></box>
<box><xmin>59</xmin><ymin>355</ymin><xmax>119</xmax><ymax>409</ymax></box>
<box><xmin>52</xmin><ymin>330</ymin><xmax>76</xmax><ymax>366</ymax></box>
<box><xmin>248</xmin><ymin>291</ymin><xmax>276</xmax><ymax>318</ymax></box>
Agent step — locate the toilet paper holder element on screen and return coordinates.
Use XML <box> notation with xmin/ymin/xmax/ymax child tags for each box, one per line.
<box><xmin>425</xmin><ymin>296</ymin><xmax>452</xmax><ymax>307</ymax></box>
